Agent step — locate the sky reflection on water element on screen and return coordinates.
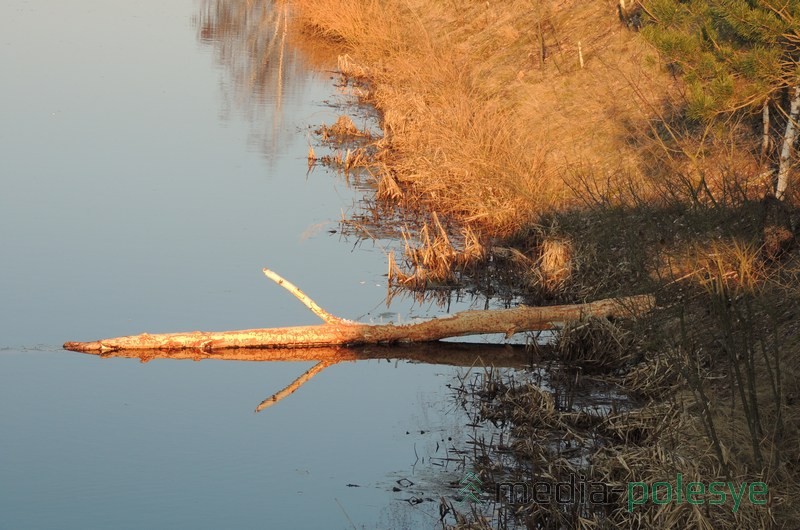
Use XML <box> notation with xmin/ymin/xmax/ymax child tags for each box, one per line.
<box><xmin>0</xmin><ymin>1</ymin><xmax>505</xmax><ymax>528</ymax></box>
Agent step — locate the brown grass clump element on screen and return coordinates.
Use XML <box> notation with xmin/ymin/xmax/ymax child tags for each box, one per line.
<box><xmin>556</xmin><ymin>317</ymin><xmax>634</xmax><ymax>373</ymax></box>
<box><xmin>539</xmin><ymin>237</ymin><xmax>573</xmax><ymax>291</ymax></box>
<box><xmin>307</xmin><ymin>144</ymin><xmax>316</xmax><ymax>167</ymax></box>
<box><xmin>653</xmin><ymin>239</ymin><xmax>766</xmax><ymax>295</ymax></box>
<box><xmin>316</xmin><ymin>114</ymin><xmax>371</xmax><ymax>141</ymax></box>
<box><xmin>388</xmin><ymin>212</ymin><xmax>486</xmax><ymax>289</ymax></box>
<box><xmin>621</xmin><ymin>351</ymin><xmax>682</xmax><ymax>399</ymax></box>
<box><xmin>376</xmin><ymin>170</ymin><xmax>403</xmax><ymax>202</ymax></box>
<box><xmin>489</xmin><ymin>234</ymin><xmax>576</xmax><ymax>297</ymax></box>
<box><xmin>328</xmin><ymin>115</ymin><xmax>362</xmax><ymax>137</ymax></box>
<box><xmin>336</xmin><ymin>53</ymin><xmax>368</xmax><ymax>78</ymax></box>
<box><xmin>312</xmin><ymin>113</ymin><xmax>378</xmax><ymax>178</ymax></box>
<box><xmin>700</xmin><ymin>241</ymin><xmax>765</xmax><ymax>296</ymax></box>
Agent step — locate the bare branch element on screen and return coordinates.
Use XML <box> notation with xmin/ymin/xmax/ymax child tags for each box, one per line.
<box><xmin>263</xmin><ymin>268</ymin><xmax>342</xmax><ymax>324</ymax></box>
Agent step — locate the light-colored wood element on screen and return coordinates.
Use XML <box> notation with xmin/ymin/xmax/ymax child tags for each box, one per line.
<box><xmin>63</xmin><ymin>290</ymin><xmax>654</xmax><ymax>353</ymax></box>
<box><xmin>65</xmin><ymin>343</ymin><xmax>534</xmax><ymax>365</ymax></box>
<box><xmin>776</xmin><ymin>86</ymin><xmax>800</xmax><ymax>200</ymax></box>
<box><xmin>63</xmin><ymin>268</ymin><xmax>654</xmax><ymax>353</ymax></box>
<box><xmin>262</xmin><ymin>268</ymin><xmax>342</xmax><ymax>324</ymax></box>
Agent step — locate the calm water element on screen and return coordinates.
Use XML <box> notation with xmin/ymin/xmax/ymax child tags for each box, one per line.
<box><xmin>0</xmin><ymin>1</ymin><xmax>510</xmax><ymax>528</ymax></box>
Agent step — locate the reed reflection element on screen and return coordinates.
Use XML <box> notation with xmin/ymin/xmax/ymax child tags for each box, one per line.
<box><xmin>196</xmin><ymin>0</ymin><xmax>334</xmax><ymax>156</ymax></box>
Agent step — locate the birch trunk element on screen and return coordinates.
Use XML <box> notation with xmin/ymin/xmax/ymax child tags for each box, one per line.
<box><xmin>776</xmin><ymin>86</ymin><xmax>800</xmax><ymax>200</ymax></box>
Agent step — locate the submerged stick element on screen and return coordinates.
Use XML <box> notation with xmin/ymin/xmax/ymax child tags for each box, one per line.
<box><xmin>64</xmin><ymin>270</ymin><xmax>655</xmax><ymax>353</ymax></box>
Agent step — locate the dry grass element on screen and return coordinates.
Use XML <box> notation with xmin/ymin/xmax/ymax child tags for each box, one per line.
<box><xmin>450</xmin><ymin>353</ymin><xmax>792</xmax><ymax>529</ymax></box>
<box><xmin>263</xmin><ymin>2</ymin><xmax>800</xmax><ymax>526</ymax></box>
<box><xmin>556</xmin><ymin>317</ymin><xmax>635</xmax><ymax>372</ymax></box>
<box><xmin>652</xmin><ymin>239</ymin><xmax>766</xmax><ymax>296</ymax></box>
<box><xmin>202</xmin><ymin>4</ymin><xmax>800</xmax><ymax>526</ymax></box>
<box><xmin>438</xmin><ymin>203</ymin><xmax>800</xmax><ymax>527</ymax></box>
<box><xmin>292</xmin><ymin>0</ymin><xmax>672</xmax><ymax>242</ymax></box>
<box><xmin>387</xmin><ymin>213</ymin><xmax>486</xmax><ymax>288</ymax></box>
<box><xmin>539</xmin><ymin>237</ymin><xmax>574</xmax><ymax>291</ymax></box>
<box><xmin>317</xmin><ymin>114</ymin><xmax>370</xmax><ymax>140</ymax></box>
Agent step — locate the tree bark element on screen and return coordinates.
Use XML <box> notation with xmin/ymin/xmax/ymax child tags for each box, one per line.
<box><xmin>776</xmin><ymin>86</ymin><xmax>800</xmax><ymax>200</ymax></box>
<box><xmin>63</xmin><ymin>269</ymin><xmax>654</xmax><ymax>353</ymax></box>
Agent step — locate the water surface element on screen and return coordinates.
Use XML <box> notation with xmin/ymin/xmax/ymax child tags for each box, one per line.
<box><xmin>0</xmin><ymin>1</ymin><xmax>510</xmax><ymax>528</ymax></box>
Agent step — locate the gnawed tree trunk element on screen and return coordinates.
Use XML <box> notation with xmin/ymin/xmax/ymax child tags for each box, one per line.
<box><xmin>64</xmin><ymin>269</ymin><xmax>655</xmax><ymax>353</ymax></box>
<box><xmin>776</xmin><ymin>86</ymin><xmax>800</xmax><ymax>200</ymax></box>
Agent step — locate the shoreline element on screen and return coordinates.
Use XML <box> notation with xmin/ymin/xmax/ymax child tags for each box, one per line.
<box><xmin>289</xmin><ymin>0</ymin><xmax>800</xmax><ymax>527</ymax></box>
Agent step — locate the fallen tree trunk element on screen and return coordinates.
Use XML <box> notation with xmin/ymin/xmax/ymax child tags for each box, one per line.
<box><xmin>64</xmin><ymin>269</ymin><xmax>655</xmax><ymax>353</ymax></box>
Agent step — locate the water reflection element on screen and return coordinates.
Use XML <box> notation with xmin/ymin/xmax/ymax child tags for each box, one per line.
<box><xmin>75</xmin><ymin>343</ymin><xmax>534</xmax><ymax>411</ymax></box>
<box><xmin>0</xmin><ymin>0</ymin><xmax>497</xmax><ymax>527</ymax></box>
<box><xmin>195</xmin><ymin>0</ymin><xmax>509</xmax><ymax>317</ymax></box>
<box><xmin>197</xmin><ymin>0</ymin><xmax>335</xmax><ymax>156</ymax></box>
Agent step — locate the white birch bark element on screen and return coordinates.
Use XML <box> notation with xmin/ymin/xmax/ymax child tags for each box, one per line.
<box><xmin>776</xmin><ymin>86</ymin><xmax>800</xmax><ymax>200</ymax></box>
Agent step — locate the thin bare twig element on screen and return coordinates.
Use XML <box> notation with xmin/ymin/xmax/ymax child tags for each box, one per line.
<box><xmin>263</xmin><ymin>268</ymin><xmax>343</xmax><ymax>324</ymax></box>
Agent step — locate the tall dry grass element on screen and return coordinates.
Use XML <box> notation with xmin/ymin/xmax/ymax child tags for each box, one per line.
<box><xmin>291</xmin><ymin>0</ymin><xmax>669</xmax><ymax>243</ymax></box>
<box><xmin>281</xmin><ymin>2</ymin><xmax>800</xmax><ymax>526</ymax></box>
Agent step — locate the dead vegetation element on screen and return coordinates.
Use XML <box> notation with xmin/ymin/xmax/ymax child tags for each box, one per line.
<box><xmin>290</xmin><ymin>0</ymin><xmax>673</xmax><ymax>287</ymax></box>
<box><xmin>316</xmin><ymin>114</ymin><xmax>371</xmax><ymax>141</ymax></box>
<box><xmin>289</xmin><ymin>4</ymin><xmax>800</xmax><ymax>522</ymax></box>
<box><xmin>556</xmin><ymin>317</ymin><xmax>635</xmax><ymax>373</ymax></box>
<box><xmin>203</xmin><ymin>0</ymin><xmax>800</xmax><ymax>527</ymax></box>
<box><xmin>435</xmin><ymin>192</ymin><xmax>800</xmax><ymax>527</ymax></box>
<box><xmin>446</xmin><ymin>283</ymin><xmax>799</xmax><ymax>527</ymax></box>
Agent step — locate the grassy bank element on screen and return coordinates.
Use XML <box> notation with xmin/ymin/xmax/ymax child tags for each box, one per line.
<box><xmin>293</xmin><ymin>0</ymin><xmax>671</xmax><ymax>244</ymax></box>
<box><xmin>445</xmin><ymin>201</ymin><xmax>800</xmax><ymax>527</ymax></box>
<box><xmin>287</xmin><ymin>0</ymin><xmax>800</xmax><ymax>527</ymax></box>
